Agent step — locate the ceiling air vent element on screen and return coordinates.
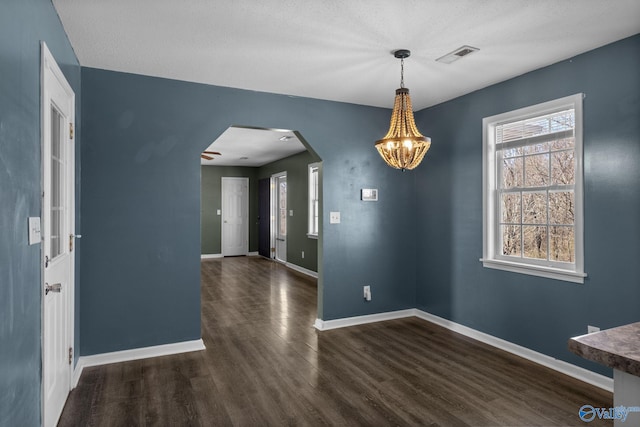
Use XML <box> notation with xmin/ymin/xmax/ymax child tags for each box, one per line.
<box><xmin>436</xmin><ymin>45</ymin><xmax>479</xmax><ymax>64</ymax></box>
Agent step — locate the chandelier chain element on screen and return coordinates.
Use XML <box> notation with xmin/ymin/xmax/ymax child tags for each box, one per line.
<box><xmin>400</xmin><ymin>58</ymin><xmax>405</xmax><ymax>88</ymax></box>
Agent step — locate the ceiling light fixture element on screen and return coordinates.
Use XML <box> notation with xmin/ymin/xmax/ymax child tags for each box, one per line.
<box><xmin>375</xmin><ymin>49</ymin><xmax>431</xmax><ymax>171</ymax></box>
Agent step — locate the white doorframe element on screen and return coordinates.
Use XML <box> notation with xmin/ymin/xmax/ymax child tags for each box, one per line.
<box><xmin>41</xmin><ymin>42</ymin><xmax>75</xmax><ymax>427</ymax></box>
<box><xmin>221</xmin><ymin>177</ymin><xmax>249</xmax><ymax>256</ymax></box>
<box><xmin>271</xmin><ymin>172</ymin><xmax>287</xmax><ymax>263</ymax></box>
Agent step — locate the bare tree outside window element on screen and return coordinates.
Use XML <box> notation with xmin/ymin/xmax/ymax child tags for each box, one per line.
<box><xmin>497</xmin><ymin>110</ymin><xmax>576</xmax><ymax>263</ymax></box>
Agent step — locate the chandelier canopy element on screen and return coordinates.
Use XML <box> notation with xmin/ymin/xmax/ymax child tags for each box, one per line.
<box><xmin>375</xmin><ymin>49</ymin><xmax>431</xmax><ymax>171</ymax></box>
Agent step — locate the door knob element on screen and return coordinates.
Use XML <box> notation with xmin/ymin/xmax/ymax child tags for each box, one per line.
<box><xmin>45</xmin><ymin>282</ymin><xmax>62</xmax><ymax>295</ymax></box>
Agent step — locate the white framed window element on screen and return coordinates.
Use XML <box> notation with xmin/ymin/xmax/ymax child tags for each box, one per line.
<box><xmin>482</xmin><ymin>94</ymin><xmax>586</xmax><ymax>283</ymax></box>
<box><xmin>308</xmin><ymin>163</ymin><xmax>320</xmax><ymax>238</ymax></box>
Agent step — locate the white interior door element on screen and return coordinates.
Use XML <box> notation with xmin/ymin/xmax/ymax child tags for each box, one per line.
<box><xmin>272</xmin><ymin>173</ymin><xmax>287</xmax><ymax>263</ymax></box>
<box><xmin>41</xmin><ymin>42</ymin><xmax>75</xmax><ymax>427</ymax></box>
<box><xmin>221</xmin><ymin>177</ymin><xmax>248</xmax><ymax>256</ymax></box>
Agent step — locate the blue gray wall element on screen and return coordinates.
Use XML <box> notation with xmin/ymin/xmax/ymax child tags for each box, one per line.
<box><xmin>0</xmin><ymin>0</ymin><xmax>81</xmax><ymax>425</ymax></box>
<box><xmin>80</xmin><ymin>67</ymin><xmax>417</xmax><ymax>354</ymax></box>
<box><xmin>414</xmin><ymin>34</ymin><xmax>640</xmax><ymax>376</ymax></box>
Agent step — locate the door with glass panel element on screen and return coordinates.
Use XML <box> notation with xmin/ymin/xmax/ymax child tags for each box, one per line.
<box><xmin>41</xmin><ymin>42</ymin><xmax>75</xmax><ymax>427</ymax></box>
<box><xmin>272</xmin><ymin>172</ymin><xmax>287</xmax><ymax>262</ymax></box>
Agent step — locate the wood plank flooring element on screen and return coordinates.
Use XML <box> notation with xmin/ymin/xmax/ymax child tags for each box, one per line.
<box><xmin>59</xmin><ymin>256</ymin><xmax>612</xmax><ymax>426</ymax></box>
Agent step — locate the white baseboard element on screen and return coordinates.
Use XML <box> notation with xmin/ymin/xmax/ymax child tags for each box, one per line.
<box><xmin>202</xmin><ymin>255</ymin><xmax>311</xmax><ymax>277</ymax></box>
<box><xmin>202</xmin><ymin>252</ymin><xmax>259</xmax><ymax>259</ymax></box>
<box><xmin>413</xmin><ymin>310</ymin><xmax>613</xmax><ymax>392</ymax></box>
<box><xmin>314</xmin><ymin>309</ymin><xmax>613</xmax><ymax>392</ymax></box>
<box><xmin>286</xmin><ymin>262</ymin><xmax>318</xmax><ymax>278</ymax></box>
<box><xmin>314</xmin><ymin>309</ymin><xmax>414</xmax><ymax>331</ymax></box>
<box><xmin>201</xmin><ymin>254</ymin><xmax>222</xmax><ymax>259</ymax></box>
<box><xmin>72</xmin><ymin>338</ymin><xmax>205</xmax><ymax>388</ymax></box>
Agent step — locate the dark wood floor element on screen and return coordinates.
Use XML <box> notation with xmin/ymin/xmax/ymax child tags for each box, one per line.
<box><xmin>59</xmin><ymin>256</ymin><xmax>612</xmax><ymax>426</ymax></box>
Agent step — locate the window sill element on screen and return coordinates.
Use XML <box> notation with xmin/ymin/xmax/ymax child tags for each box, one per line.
<box><xmin>307</xmin><ymin>233</ymin><xmax>318</xmax><ymax>240</ymax></box>
<box><xmin>480</xmin><ymin>258</ymin><xmax>586</xmax><ymax>284</ymax></box>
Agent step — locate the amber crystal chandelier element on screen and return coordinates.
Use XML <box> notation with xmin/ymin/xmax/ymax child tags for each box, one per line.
<box><xmin>375</xmin><ymin>49</ymin><xmax>431</xmax><ymax>171</ymax></box>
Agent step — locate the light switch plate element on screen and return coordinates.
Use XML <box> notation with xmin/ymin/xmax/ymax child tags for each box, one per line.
<box><xmin>289</xmin><ymin>210</ymin><xmax>294</xmax><ymax>216</ymax></box>
<box><xmin>216</xmin><ymin>209</ymin><xmax>221</xmax><ymax>215</ymax></box>
<box><xmin>28</xmin><ymin>217</ymin><xmax>41</xmax><ymax>245</ymax></box>
<box><xmin>329</xmin><ymin>211</ymin><xmax>341</xmax><ymax>224</ymax></box>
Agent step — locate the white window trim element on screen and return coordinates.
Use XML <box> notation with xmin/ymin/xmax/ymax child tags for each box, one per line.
<box><xmin>308</xmin><ymin>162</ymin><xmax>320</xmax><ymax>239</ymax></box>
<box><xmin>481</xmin><ymin>93</ymin><xmax>586</xmax><ymax>284</ymax></box>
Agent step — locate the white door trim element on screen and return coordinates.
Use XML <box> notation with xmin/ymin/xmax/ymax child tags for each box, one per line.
<box><xmin>40</xmin><ymin>41</ymin><xmax>75</xmax><ymax>427</ymax></box>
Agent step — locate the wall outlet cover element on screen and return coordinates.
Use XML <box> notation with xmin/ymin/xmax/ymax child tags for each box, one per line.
<box><xmin>329</xmin><ymin>211</ymin><xmax>340</xmax><ymax>224</ymax></box>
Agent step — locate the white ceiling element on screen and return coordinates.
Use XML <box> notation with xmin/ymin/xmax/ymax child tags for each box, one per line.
<box><xmin>201</xmin><ymin>126</ymin><xmax>306</xmax><ymax>167</ymax></box>
<box><xmin>52</xmin><ymin>0</ymin><xmax>640</xmax><ymax>165</ymax></box>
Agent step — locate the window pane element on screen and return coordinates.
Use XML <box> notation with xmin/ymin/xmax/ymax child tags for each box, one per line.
<box><xmin>551</xmin><ymin>137</ymin><xmax>574</xmax><ymax>150</ymax></box>
<box><xmin>501</xmin><ymin>193</ymin><xmax>521</xmax><ymax>223</ymax></box>
<box><xmin>523</xmin><ymin>142</ymin><xmax>549</xmax><ymax>154</ymax></box>
<box><xmin>497</xmin><ymin>109</ymin><xmax>574</xmax><ymax>145</ymax></box>
<box><xmin>523</xmin><ymin>226</ymin><xmax>547</xmax><ymax>259</ymax></box>
<box><xmin>549</xmin><ymin>191</ymin><xmax>574</xmax><ymax>225</ymax></box>
<box><xmin>502</xmin><ymin>225</ymin><xmax>521</xmax><ymax>257</ymax></box>
<box><xmin>279</xmin><ymin>182</ymin><xmax>286</xmax><ymax>209</ymax></box>
<box><xmin>51</xmin><ymin>209</ymin><xmax>61</xmax><ymax>259</ymax></box>
<box><xmin>551</xmin><ymin>150</ymin><xmax>575</xmax><ymax>185</ymax></box>
<box><xmin>309</xmin><ymin>166</ymin><xmax>319</xmax><ymax>235</ymax></box>
<box><xmin>312</xmin><ymin>200</ymin><xmax>318</xmax><ymax>234</ymax></box>
<box><xmin>52</xmin><ymin>150</ymin><xmax>61</xmax><ymax>207</ymax></box>
<box><xmin>550</xmin><ymin>226</ymin><xmax>574</xmax><ymax>262</ymax></box>
<box><xmin>279</xmin><ymin>209</ymin><xmax>287</xmax><ymax>236</ymax></box>
<box><xmin>279</xmin><ymin>180</ymin><xmax>286</xmax><ymax>236</ymax></box>
<box><xmin>524</xmin><ymin>153</ymin><xmax>549</xmax><ymax>187</ymax></box>
<box><xmin>524</xmin><ymin>117</ymin><xmax>550</xmax><ymax>137</ymax></box>
<box><xmin>523</xmin><ymin>192</ymin><xmax>546</xmax><ymax>224</ymax></box>
<box><xmin>50</xmin><ymin>106</ymin><xmax>64</xmax><ymax>260</ymax></box>
<box><xmin>503</xmin><ymin>147</ymin><xmax>523</xmax><ymax>158</ymax></box>
<box><xmin>502</xmin><ymin>157</ymin><xmax>523</xmax><ymax>188</ymax></box>
<box><xmin>549</xmin><ymin>110</ymin><xmax>575</xmax><ymax>132</ymax></box>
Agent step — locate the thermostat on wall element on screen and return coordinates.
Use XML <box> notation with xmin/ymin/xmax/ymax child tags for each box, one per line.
<box><xmin>361</xmin><ymin>189</ymin><xmax>378</xmax><ymax>201</ymax></box>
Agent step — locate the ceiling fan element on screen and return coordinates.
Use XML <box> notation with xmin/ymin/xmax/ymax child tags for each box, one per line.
<box><xmin>201</xmin><ymin>150</ymin><xmax>221</xmax><ymax>160</ymax></box>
